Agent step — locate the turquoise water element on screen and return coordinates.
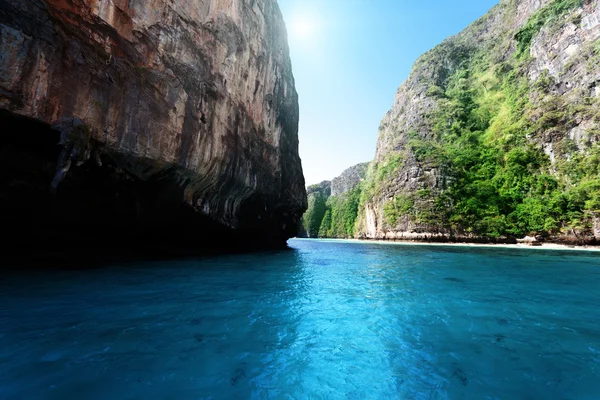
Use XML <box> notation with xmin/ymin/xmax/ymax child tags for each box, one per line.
<box><xmin>1</xmin><ymin>239</ymin><xmax>600</xmax><ymax>399</ymax></box>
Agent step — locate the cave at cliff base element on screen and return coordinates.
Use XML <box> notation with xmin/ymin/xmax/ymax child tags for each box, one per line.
<box><xmin>0</xmin><ymin>111</ymin><xmax>291</xmax><ymax>263</ymax></box>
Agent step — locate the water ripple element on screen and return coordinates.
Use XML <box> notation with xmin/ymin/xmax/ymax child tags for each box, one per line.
<box><xmin>1</xmin><ymin>239</ymin><xmax>600</xmax><ymax>399</ymax></box>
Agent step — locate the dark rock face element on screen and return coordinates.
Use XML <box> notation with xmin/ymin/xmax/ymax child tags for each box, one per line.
<box><xmin>0</xmin><ymin>0</ymin><xmax>306</xmax><ymax>257</ymax></box>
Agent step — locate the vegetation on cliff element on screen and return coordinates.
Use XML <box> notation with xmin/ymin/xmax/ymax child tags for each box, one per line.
<box><xmin>300</xmin><ymin>0</ymin><xmax>599</xmax><ymax>243</ymax></box>
<box><xmin>301</xmin><ymin>181</ymin><xmax>330</xmax><ymax>237</ymax></box>
<box><xmin>300</xmin><ymin>164</ymin><xmax>368</xmax><ymax>238</ymax></box>
<box><xmin>356</xmin><ymin>0</ymin><xmax>600</xmax><ymax>241</ymax></box>
<box><xmin>318</xmin><ymin>186</ymin><xmax>363</xmax><ymax>238</ymax></box>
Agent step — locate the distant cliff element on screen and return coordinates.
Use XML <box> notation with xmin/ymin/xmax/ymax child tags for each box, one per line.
<box><xmin>299</xmin><ymin>181</ymin><xmax>331</xmax><ymax>238</ymax></box>
<box><xmin>355</xmin><ymin>0</ymin><xmax>600</xmax><ymax>244</ymax></box>
<box><xmin>300</xmin><ymin>163</ymin><xmax>368</xmax><ymax>238</ymax></box>
<box><xmin>331</xmin><ymin>162</ymin><xmax>369</xmax><ymax>197</ymax></box>
<box><xmin>0</xmin><ymin>0</ymin><xmax>306</xmax><ymax>256</ymax></box>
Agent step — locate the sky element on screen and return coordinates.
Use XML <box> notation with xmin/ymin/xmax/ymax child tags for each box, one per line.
<box><xmin>277</xmin><ymin>0</ymin><xmax>500</xmax><ymax>186</ymax></box>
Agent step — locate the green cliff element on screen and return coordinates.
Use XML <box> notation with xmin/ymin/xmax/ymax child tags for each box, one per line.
<box><xmin>353</xmin><ymin>0</ymin><xmax>600</xmax><ymax>244</ymax></box>
<box><xmin>301</xmin><ymin>181</ymin><xmax>331</xmax><ymax>238</ymax></box>
<box><xmin>300</xmin><ymin>163</ymin><xmax>369</xmax><ymax>238</ymax></box>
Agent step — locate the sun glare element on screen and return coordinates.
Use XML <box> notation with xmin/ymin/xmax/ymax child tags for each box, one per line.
<box><xmin>290</xmin><ymin>16</ymin><xmax>316</xmax><ymax>41</ymax></box>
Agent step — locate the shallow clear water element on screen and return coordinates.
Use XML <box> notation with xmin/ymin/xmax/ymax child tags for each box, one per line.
<box><xmin>1</xmin><ymin>239</ymin><xmax>600</xmax><ymax>399</ymax></box>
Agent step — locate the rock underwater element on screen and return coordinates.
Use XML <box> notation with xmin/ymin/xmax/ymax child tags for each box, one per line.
<box><xmin>0</xmin><ymin>0</ymin><xmax>307</xmax><ymax>259</ymax></box>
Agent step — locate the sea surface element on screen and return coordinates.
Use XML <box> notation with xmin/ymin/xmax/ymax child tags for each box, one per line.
<box><xmin>1</xmin><ymin>239</ymin><xmax>600</xmax><ymax>399</ymax></box>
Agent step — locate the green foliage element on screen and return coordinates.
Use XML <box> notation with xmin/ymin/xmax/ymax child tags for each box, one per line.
<box><xmin>556</xmin><ymin>143</ymin><xmax>600</xmax><ymax>183</ymax></box>
<box><xmin>352</xmin><ymin>0</ymin><xmax>595</xmax><ymax>239</ymax></box>
<box><xmin>534</xmin><ymin>70</ymin><xmax>556</xmax><ymax>93</ymax></box>
<box><xmin>358</xmin><ymin>162</ymin><xmax>379</xmax><ymax>216</ymax></box>
<box><xmin>431</xmin><ymin>59</ymin><xmax>569</xmax><ymax>236</ymax></box>
<box><xmin>379</xmin><ymin>43</ymin><xmax>598</xmax><ymax>237</ymax></box>
<box><xmin>320</xmin><ymin>186</ymin><xmax>362</xmax><ymax>238</ymax></box>
<box><xmin>581</xmin><ymin>180</ymin><xmax>600</xmax><ymax>212</ymax></box>
<box><xmin>318</xmin><ymin>210</ymin><xmax>332</xmax><ymax>237</ymax></box>
<box><xmin>427</xmin><ymin>85</ymin><xmax>446</xmax><ymax>98</ymax></box>
<box><xmin>375</xmin><ymin>153</ymin><xmax>404</xmax><ymax>183</ymax></box>
<box><xmin>302</xmin><ymin>183</ymin><xmax>365</xmax><ymax>239</ymax></box>
<box><xmin>408</xmin><ymin>135</ymin><xmax>448</xmax><ymax>166</ymax></box>
<box><xmin>302</xmin><ymin>192</ymin><xmax>328</xmax><ymax>238</ymax></box>
<box><xmin>515</xmin><ymin>0</ymin><xmax>584</xmax><ymax>59</ymax></box>
<box><xmin>383</xmin><ymin>194</ymin><xmax>415</xmax><ymax>226</ymax></box>
<box><xmin>593</xmin><ymin>39</ymin><xmax>600</xmax><ymax>64</ymax></box>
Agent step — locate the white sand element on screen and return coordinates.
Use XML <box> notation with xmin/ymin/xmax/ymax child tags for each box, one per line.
<box><xmin>293</xmin><ymin>238</ymin><xmax>600</xmax><ymax>252</ymax></box>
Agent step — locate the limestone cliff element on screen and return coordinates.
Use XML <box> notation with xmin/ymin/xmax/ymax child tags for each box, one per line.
<box><xmin>301</xmin><ymin>163</ymin><xmax>368</xmax><ymax>239</ymax></box>
<box><xmin>357</xmin><ymin>0</ymin><xmax>600</xmax><ymax>244</ymax></box>
<box><xmin>331</xmin><ymin>162</ymin><xmax>369</xmax><ymax>197</ymax></box>
<box><xmin>299</xmin><ymin>180</ymin><xmax>331</xmax><ymax>238</ymax></box>
<box><xmin>0</xmin><ymin>0</ymin><xmax>306</xmax><ymax>256</ymax></box>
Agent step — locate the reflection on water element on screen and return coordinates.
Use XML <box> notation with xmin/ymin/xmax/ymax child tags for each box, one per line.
<box><xmin>1</xmin><ymin>239</ymin><xmax>600</xmax><ymax>399</ymax></box>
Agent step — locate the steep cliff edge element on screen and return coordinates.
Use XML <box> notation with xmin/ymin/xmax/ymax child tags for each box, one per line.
<box><xmin>358</xmin><ymin>0</ymin><xmax>600</xmax><ymax>244</ymax></box>
<box><xmin>0</xmin><ymin>0</ymin><xmax>306</xmax><ymax>256</ymax></box>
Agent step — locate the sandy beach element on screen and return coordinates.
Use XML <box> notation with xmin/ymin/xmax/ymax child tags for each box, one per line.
<box><xmin>294</xmin><ymin>238</ymin><xmax>600</xmax><ymax>252</ymax></box>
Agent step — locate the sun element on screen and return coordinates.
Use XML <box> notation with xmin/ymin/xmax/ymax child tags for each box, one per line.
<box><xmin>289</xmin><ymin>15</ymin><xmax>317</xmax><ymax>41</ymax></box>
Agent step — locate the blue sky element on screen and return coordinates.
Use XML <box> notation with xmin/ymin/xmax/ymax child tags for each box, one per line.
<box><xmin>277</xmin><ymin>0</ymin><xmax>499</xmax><ymax>185</ymax></box>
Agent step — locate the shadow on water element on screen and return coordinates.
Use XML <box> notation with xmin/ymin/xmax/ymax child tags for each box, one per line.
<box><xmin>2</xmin><ymin>243</ymin><xmax>298</xmax><ymax>272</ymax></box>
<box><xmin>0</xmin><ymin>247</ymin><xmax>309</xmax><ymax>399</ymax></box>
<box><xmin>0</xmin><ymin>110</ymin><xmax>295</xmax><ymax>271</ymax></box>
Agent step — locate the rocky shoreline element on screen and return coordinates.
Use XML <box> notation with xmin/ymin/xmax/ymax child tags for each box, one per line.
<box><xmin>356</xmin><ymin>232</ymin><xmax>599</xmax><ymax>247</ymax></box>
<box><xmin>364</xmin><ymin>239</ymin><xmax>600</xmax><ymax>252</ymax></box>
